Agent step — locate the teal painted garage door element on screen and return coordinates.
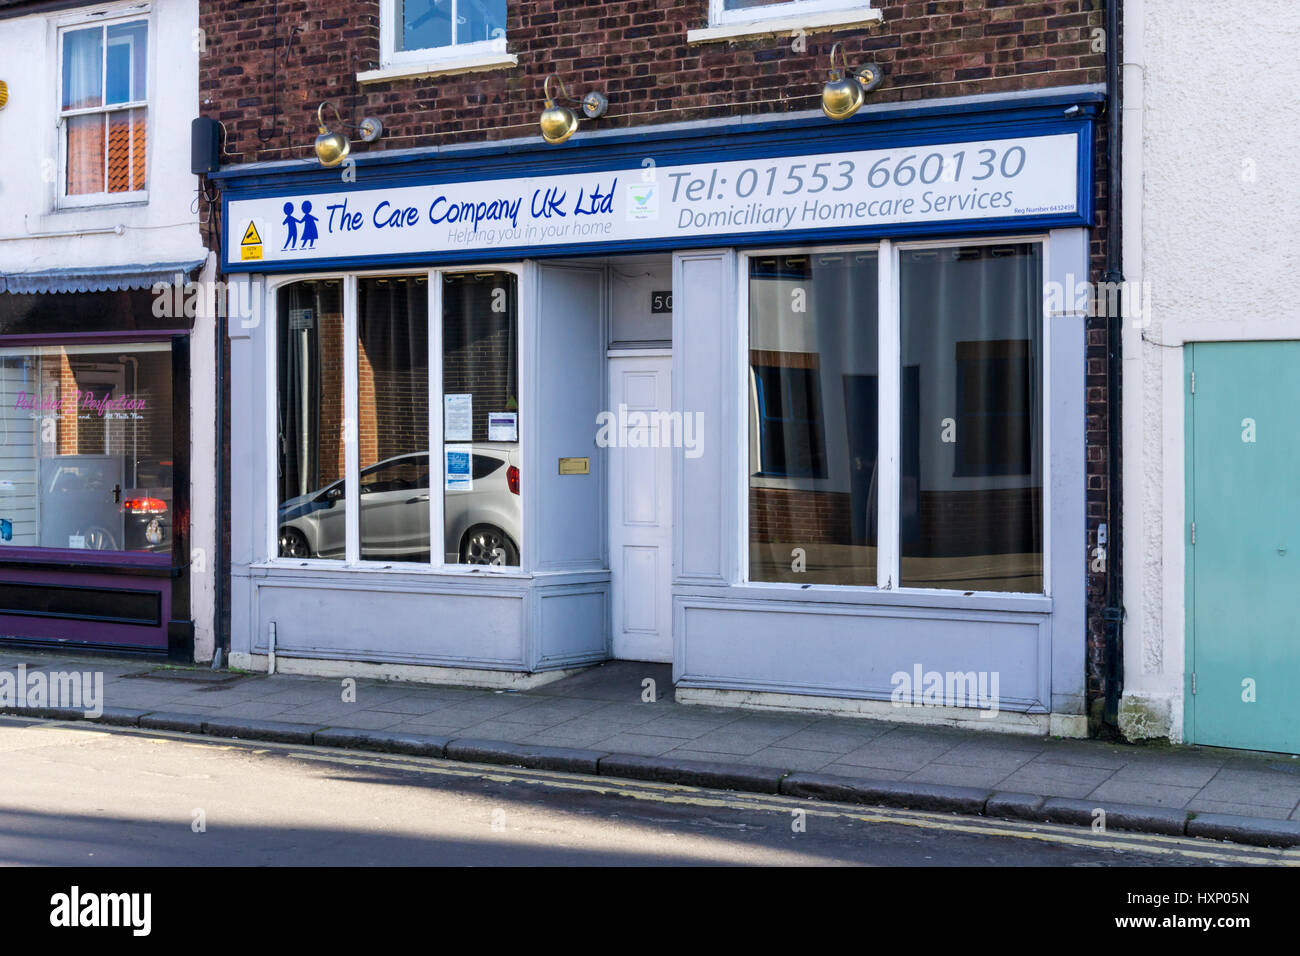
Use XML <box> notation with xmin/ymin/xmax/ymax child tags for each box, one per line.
<box><xmin>1186</xmin><ymin>341</ymin><xmax>1300</xmax><ymax>754</ymax></box>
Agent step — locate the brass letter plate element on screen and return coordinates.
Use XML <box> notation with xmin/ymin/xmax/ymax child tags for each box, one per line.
<box><xmin>558</xmin><ymin>457</ymin><xmax>590</xmax><ymax>475</ymax></box>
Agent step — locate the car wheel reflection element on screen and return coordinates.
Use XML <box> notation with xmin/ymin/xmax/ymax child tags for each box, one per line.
<box><xmin>279</xmin><ymin>527</ymin><xmax>311</xmax><ymax>558</ymax></box>
<box><xmin>81</xmin><ymin>525</ymin><xmax>119</xmax><ymax>551</ymax></box>
<box><xmin>461</xmin><ymin>524</ymin><xmax>518</xmax><ymax>566</ymax></box>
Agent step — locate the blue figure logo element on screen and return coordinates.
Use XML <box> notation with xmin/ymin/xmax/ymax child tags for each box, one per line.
<box><xmin>299</xmin><ymin>200</ymin><xmax>319</xmax><ymax>249</ymax></box>
<box><xmin>282</xmin><ymin>202</ymin><xmax>299</xmax><ymax>250</ymax></box>
<box><xmin>281</xmin><ymin>200</ymin><xmax>321</xmax><ymax>251</ymax></box>
<box><xmin>0</xmin><ymin>519</ymin><xmax>11</xmax><ymax>542</ymax></box>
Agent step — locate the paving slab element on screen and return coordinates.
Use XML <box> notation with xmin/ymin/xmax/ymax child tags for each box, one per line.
<box><xmin>996</xmin><ymin>762</ymin><xmax>1117</xmax><ymax>799</ymax></box>
<box><xmin>1087</xmin><ymin>779</ymin><xmax>1201</xmax><ymax>808</ymax></box>
<box><xmin>590</xmin><ymin>732</ymin><xmax>695</xmax><ymax>757</ymax></box>
<box><xmin>1193</xmin><ymin>777</ymin><xmax>1300</xmax><ymax>810</ymax></box>
<box><xmin>728</xmin><ymin>746</ymin><xmax>838</xmax><ymax>772</ymax></box>
<box><xmin>835</xmin><ymin>743</ymin><xmax>954</xmax><ymax>773</ymax></box>
<box><xmin>928</xmin><ymin>742</ymin><xmax>1039</xmax><ymax>771</ymax></box>
<box><xmin>682</xmin><ymin>729</ymin><xmax>794</xmax><ymax>756</ymax></box>
<box><xmin>1187</xmin><ymin>798</ymin><xmax>1295</xmax><ymax>821</ymax></box>
<box><xmin>1108</xmin><ymin>762</ymin><xmax>1222</xmax><ymax>788</ymax></box>
<box><xmin>905</xmin><ymin>763</ymin><xmax>1015</xmax><ymax>789</ymax></box>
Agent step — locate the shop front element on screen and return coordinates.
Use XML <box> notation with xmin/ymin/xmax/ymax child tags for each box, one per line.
<box><xmin>218</xmin><ymin>87</ymin><xmax>1099</xmax><ymax>730</ymax></box>
<box><xmin>0</xmin><ymin>270</ymin><xmax>201</xmax><ymax>657</ymax></box>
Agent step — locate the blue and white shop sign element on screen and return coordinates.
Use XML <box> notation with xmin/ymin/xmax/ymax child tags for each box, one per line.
<box><xmin>220</xmin><ymin>93</ymin><xmax>1097</xmax><ymax>272</ymax></box>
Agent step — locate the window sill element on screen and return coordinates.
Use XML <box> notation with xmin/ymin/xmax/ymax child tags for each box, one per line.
<box><xmin>687</xmin><ymin>8</ymin><xmax>883</xmax><ymax>44</ymax></box>
<box><xmin>253</xmin><ymin>559</ymin><xmax>530</xmax><ymax>581</ymax></box>
<box><xmin>0</xmin><ymin>549</ymin><xmax>176</xmax><ymax>577</ymax></box>
<box><xmin>357</xmin><ymin>52</ymin><xmax>519</xmax><ymax>84</ymax></box>
<box><xmin>55</xmin><ymin>192</ymin><xmax>149</xmax><ymax>212</ymax></box>
<box><xmin>677</xmin><ymin>581</ymin><xmax>1053</xmax><ymax>614</ymax></box>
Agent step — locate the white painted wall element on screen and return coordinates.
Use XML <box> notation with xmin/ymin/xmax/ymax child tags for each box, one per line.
<box><xmin>1119</xmin><ymin>0</ymin><xmax>1300</xmax><ymax>740</ymax></box>
<box><xmin>0</xmin><ymin>0</ymin><xmax>214</xmax><ymax>661</ymax></box>
<box><xmin>0</xmin><ymin>0</ymin><xmax>206</xmax><ymax>271</ymax></box>
<box><xmin>190</xmin><ymin>252</ymin><xmax>217</xmax><ymax>661</ymax></box>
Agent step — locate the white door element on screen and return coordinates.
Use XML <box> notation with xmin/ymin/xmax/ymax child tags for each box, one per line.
<box><xmin>608</xmin><ymin>354</ymin><xmax>673</xmax><ymax>662</ymax></box>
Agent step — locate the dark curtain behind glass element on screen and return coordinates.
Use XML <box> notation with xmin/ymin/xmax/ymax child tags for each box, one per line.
<box><xmin>357</xmin><ymin>276</ymin><xmax>430</xmax><ymax>561</ymax></box>
<box><xmin>748</xmin><ymin>252</ymin><xmax>878</xmax><ymax>586</ymax></box>
<box><xmin>276</xmin><ymin>280</ymin><xmax>343</xmax><ymax>558</ymax></box>
<box><xmin>442</xmin><ymin>272</ymin><xmax>520</xmax><ymax>566</ymax></box>
<box><xmin>441</xmin><ymin>273</ymin><xmax>518</xmax><ymax>442</ymax></box>
<box><xmin>898</xmin><ymin>244</ymin><xmax>1043</xmax><ymax>593</ymax></box>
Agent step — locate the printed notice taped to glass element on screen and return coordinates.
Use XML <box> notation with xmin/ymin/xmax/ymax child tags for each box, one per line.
<box><xmin>445</xmin><ymin>393</ymin><xmax>473</xmax><ymax>441</ymax></box>
<box><xmin>488</xmin><ymin>412</ymin><xmax>517</xmax><ymax>442</ymax></box>
<box><xmin>558</xmin><ymin>457</ymin><xmax>589</xmax><ymax>475</ymax></box>
<box><xmin>445</xmin><ymin>445</ymin><xmax>473</xmax><ymax>490</ymax></box>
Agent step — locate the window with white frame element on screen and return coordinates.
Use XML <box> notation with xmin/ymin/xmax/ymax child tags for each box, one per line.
<box><xmin>274</xmin><ymin>270</ymin><xmax>521</xmax><ymax>570</ymax></box>
<box><xmin>380</xmin><ymin>0</ymin><xmax>508</xmax><ymax>66</ymax></box>
<box><xmin>746</xmin><ymin>240</ymin><xmax>1044</xmax><ymax>594</ymax></box>
<box><xmin>59</xmin><ymin>16</ymin><xmax>148</xmax><ymax>202</ymax></box>
<box><xmin>710</xmin><ymin>0</ymin><xmax>872</xmax><ymax>27</ymax></box>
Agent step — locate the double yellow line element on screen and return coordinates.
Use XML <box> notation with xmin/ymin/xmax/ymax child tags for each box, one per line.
<box><xmin>280</xmin><ymin>742</ymin><xmax>1295</xmax><ymax>867</ymax></box>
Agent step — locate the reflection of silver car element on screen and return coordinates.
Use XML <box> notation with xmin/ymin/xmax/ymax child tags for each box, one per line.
<box><xmin>277</xmin><ymin>444</ymin><xmax>521</xmax><ymax>565</ymax></box>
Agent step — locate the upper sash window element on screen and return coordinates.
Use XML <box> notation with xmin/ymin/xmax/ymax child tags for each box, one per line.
<box><xmin>381</xmin><ymin>0</ymin><xmax>508</xmax><ymax>66</ymax></box>
<box><xmin>59</xmin><ymin>17</ymin><xmax>149</xmax><ymax>203</ymax></box>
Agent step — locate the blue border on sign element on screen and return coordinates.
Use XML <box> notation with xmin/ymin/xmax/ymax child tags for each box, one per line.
<box><xmin>218</xmin><ymin>91</ymin><xmax>1101</xmax><ymax>273</ymax></box>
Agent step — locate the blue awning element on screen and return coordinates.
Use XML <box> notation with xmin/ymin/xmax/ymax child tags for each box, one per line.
<box><xmin>0</xmin><ymin>260</ymin><xmax>206</xmax><ymax>295</ymax></box>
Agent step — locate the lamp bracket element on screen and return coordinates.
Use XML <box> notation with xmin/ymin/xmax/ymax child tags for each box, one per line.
<box><xmin>545</xmin><ymin>74</ymin><xmax>608</xmax><ymax>119</ymax></box>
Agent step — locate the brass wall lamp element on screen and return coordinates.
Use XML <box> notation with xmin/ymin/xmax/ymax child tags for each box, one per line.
<box><xmin>821</xmin><ymin>43</ymin><xmax>885</xmax><ymax>121</ymax></box>
<box><xmin>313</xmin><ymin>101</ymin><xmax>383</xmax><ymax>168</ymax></box>
<box><xmin>539</xmin><ymin>75</ymin><xmax>609</xmax><ymax>145</ymax></box>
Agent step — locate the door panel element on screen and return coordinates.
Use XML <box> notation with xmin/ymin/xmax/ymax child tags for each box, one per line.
<box><xmin>609</xmin><ymin>355</ymin><xmax>672</xmax><ymax>662</ymax></box>
<box><xmin>1187</xmin><ymin>341</ymin><xmax>1300</xmax><ymax>753</ymax></box>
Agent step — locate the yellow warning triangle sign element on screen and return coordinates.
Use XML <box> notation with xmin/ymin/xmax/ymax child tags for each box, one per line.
<box><xmin>240</xmin><ymin>221</ymin><xmax>262</xmax><ymax>246</ymax></box>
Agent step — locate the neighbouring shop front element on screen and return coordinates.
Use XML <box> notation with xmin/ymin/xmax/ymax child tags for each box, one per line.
<box><xmin>217</xmin><ymin>88</ymin><xmax>1100</xmax><ymax>730</ymax></box>
<box><xmin>0</xmin><ymin>267</ymin><xmax>200</xmax><ymax>657</ymax></box>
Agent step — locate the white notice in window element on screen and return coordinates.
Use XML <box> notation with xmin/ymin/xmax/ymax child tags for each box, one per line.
<box><xmin>488</xmin><ymin>412</ymin><xmax>517</xmax><ymax>442</ymax></box>
<box><xmin>445</xmin><ymin>393</ymin><xmax>472</xmax><ymax>441</ymax></box>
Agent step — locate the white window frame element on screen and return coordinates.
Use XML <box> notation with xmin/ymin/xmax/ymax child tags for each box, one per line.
<box><xmin>711</xmin><ymin>0</ymin><xmax>870</xmax><ymax>26</ymax></box>
<box><xmin>378</xmin><ymin>0</ymin><xmax>509</xmax><ymax>70</ymax></box>
<box><xmin>265</xmin><ymin>264</ymin><xmax>526</xmax><ymax>577</ymax></box>
<box><xmin>55</xmin><ymin>8</ymin><xmax>151</xmax><ymax>209</ymax></box>
<box><xmin>692</xmin><ymin>0</ymin><xmax>881</xmax><ymax>43</ymax></box>
<box><xmin>738</xmin><ymin>234</ymin><xmax>1050</xmax><ymax>598</ymax></box>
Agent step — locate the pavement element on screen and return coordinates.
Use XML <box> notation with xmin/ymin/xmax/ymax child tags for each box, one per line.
<box><xmin>4</xmin><ymin>649</ymin><xmax>1300</xmax><ymax>849</ymax></box>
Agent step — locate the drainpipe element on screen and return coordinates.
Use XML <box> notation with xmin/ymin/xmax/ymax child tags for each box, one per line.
<box><xmin>205</xmin><ymin>176</ymin><xmax>229</xmax><ymax>670</ymax></box>
<box><xmin>1102</xmin><ymin>0</ymin><xmax>1125</xmax><ymax>727</ymax></box>
<box><xmin>214</xmin><ymin>250</ymin><xmax>228</xmax><ymax>667</ymax></box>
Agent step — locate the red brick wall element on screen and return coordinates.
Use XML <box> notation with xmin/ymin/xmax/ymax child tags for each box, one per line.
<box><xmin>199</xmin><ymin>1</ymin><xmax>1105</xmax><ymax>163</ymax></box>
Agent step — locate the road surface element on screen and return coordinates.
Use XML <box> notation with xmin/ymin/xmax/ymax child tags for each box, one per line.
<box><xmin>0</xmin><ymin>718</ymin><xmax>1288</xmax><ymax>866</ymax></box>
